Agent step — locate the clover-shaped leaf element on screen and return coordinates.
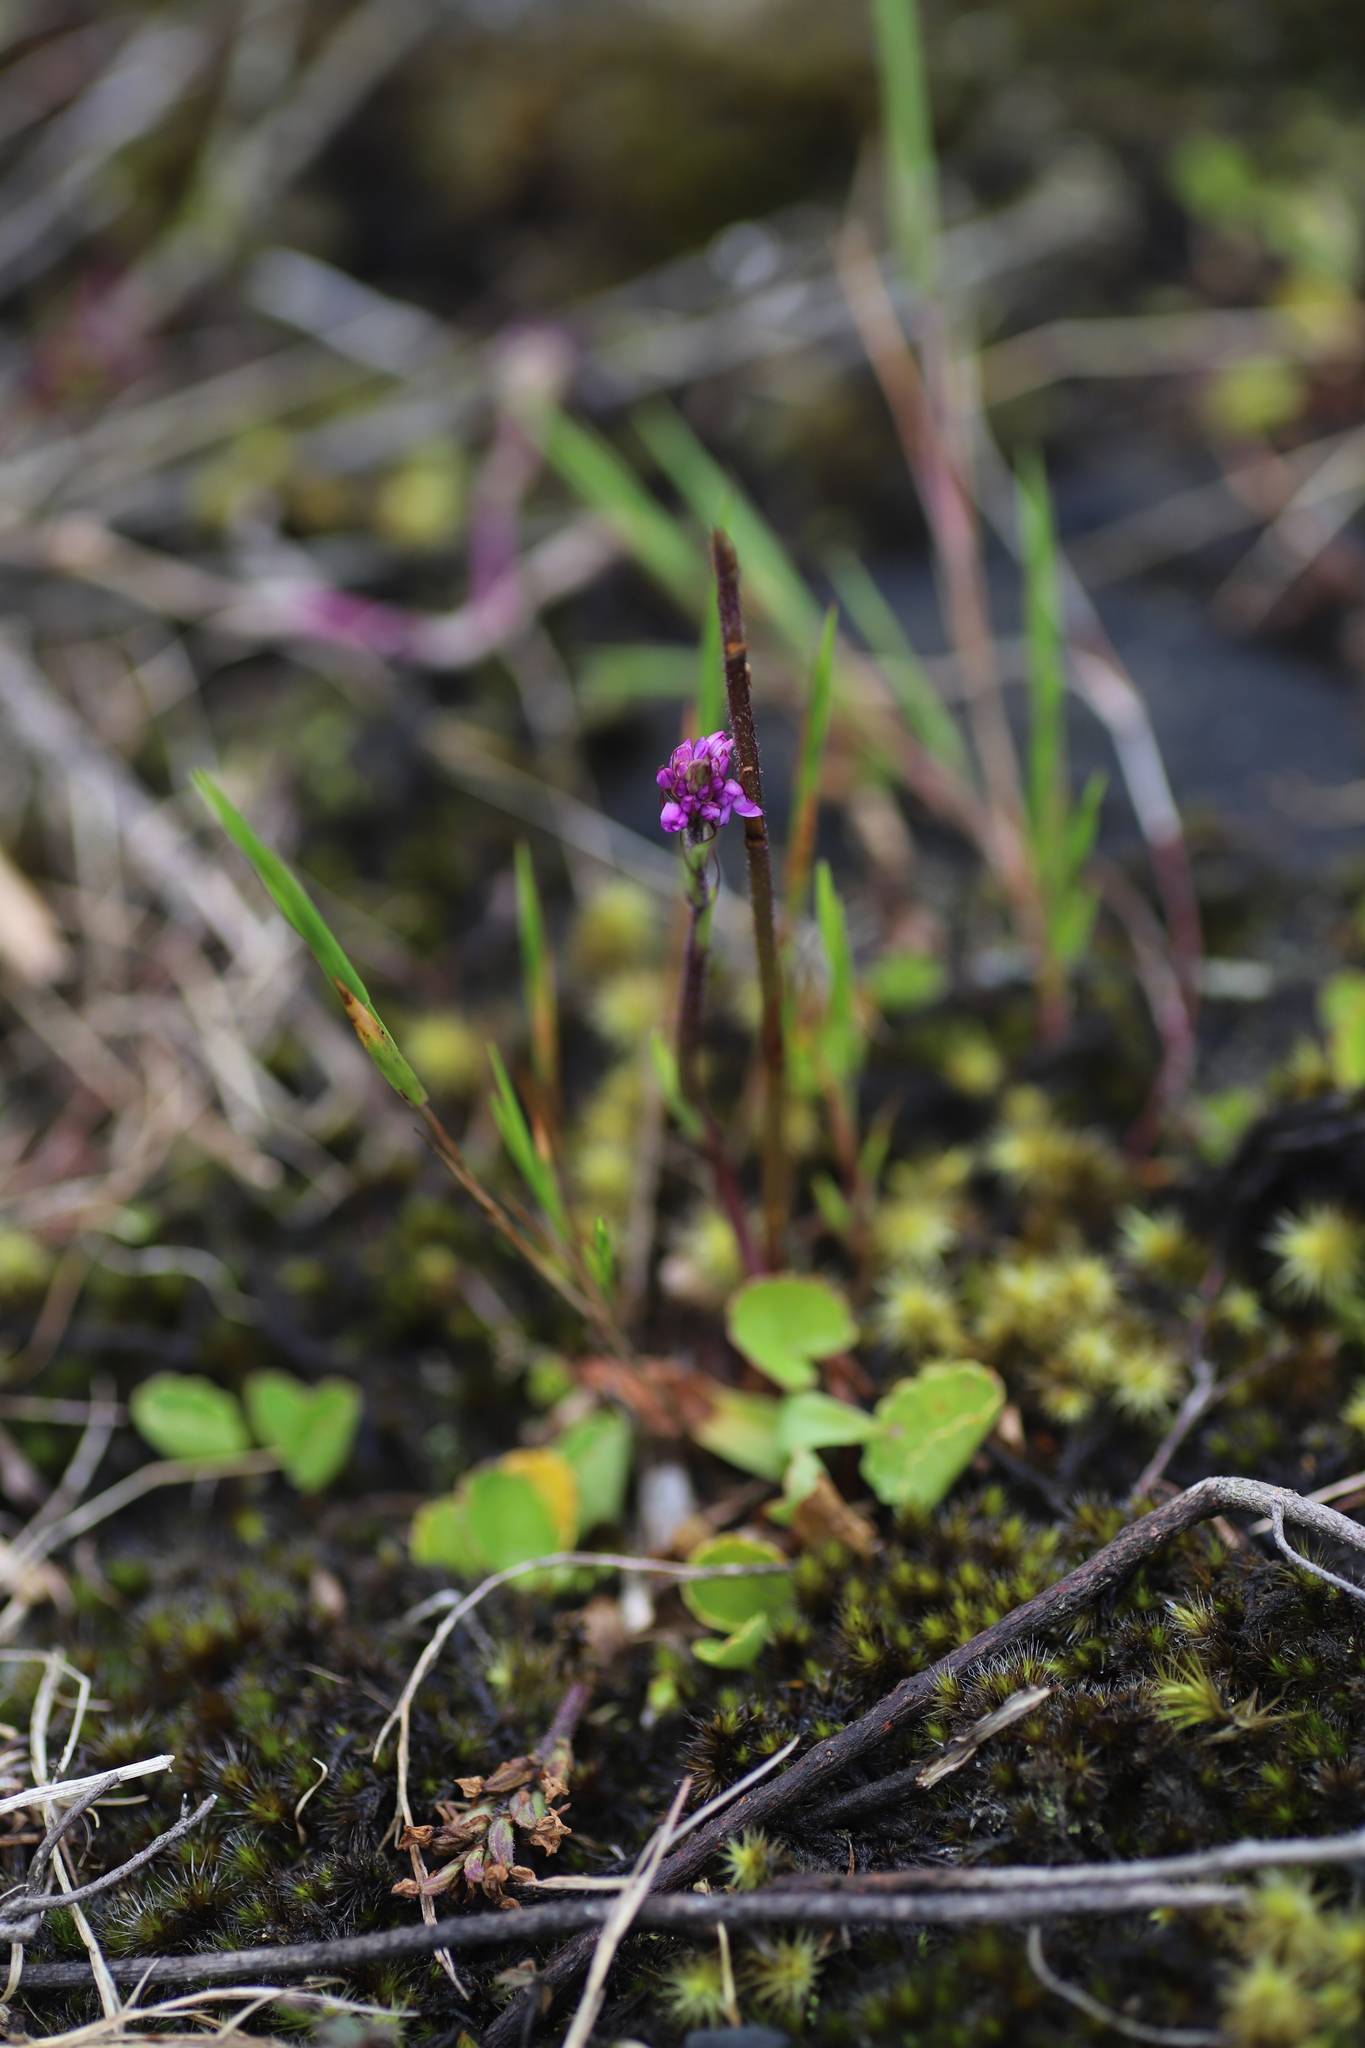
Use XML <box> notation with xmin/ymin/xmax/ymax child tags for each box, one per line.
<box><xmin>726</xmin><ymin>1274</ymin><xmax>857</xmax><ymax>1391</ymax></box>
<box><xmin>860</xmin><ymin>1362</ymin><xmax>1005</xmax><ymax>1509</ymax></box>
<box><xmin>244</xmin><ymin>1371</ymin><xmax>361</xmax><ymax>1493</ymax></box>
<box><xmin>681</xmin><ymin>1534</ymin><xmax>794</xmax><ymax>1633</ymax></box>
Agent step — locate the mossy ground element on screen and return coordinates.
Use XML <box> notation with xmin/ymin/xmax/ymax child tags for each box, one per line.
<box><xmin>4</xmin><ymin>8</ymin><xmax>1365</xmax><ymax>2040</ymax></box>
<box><xmin>6</xmin><ymin>811</ymin><xmax>1365</xmax><ymax>2042</ymax></box>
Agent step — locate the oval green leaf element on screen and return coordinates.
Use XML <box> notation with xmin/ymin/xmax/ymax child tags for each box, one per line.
<box><xmin>410</xmin><ymin>1494</ymin><xmax>481</xmax><ymax>1572</ymax></box>
<box><xmin>860</xmin><ymin>1361</ymin><xmax>1006</xmax><ymax>1510</ymax></box>
<box><xmin>690</xmin><ymin>1386</ymin><xmax>787</xmax><ymax>1481</ymax></box>
<box><xmin>464</xmin><ymin>1465</ymin><xmax>562</xmax><ymax>1571</ymax></box>
<box><xmin>680</xmin><ymin>1534</ymin><xmax>794</xmax><ymax>1634</ymax></box>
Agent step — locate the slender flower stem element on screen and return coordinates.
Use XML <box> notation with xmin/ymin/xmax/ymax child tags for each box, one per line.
<box><xmin>676</xmin><ymin>838</ymin><xmax>717</xmax><ymax>1109</ymax></box>
<box><xmin>711</xmin><ymin>530</ymin><xmax>787</xmax><ymax>1269</ymax></box>
<box><xmin>676</xmin><ymin>837</ymin><xmax>760</xmax><ymax>1273</ymax></box>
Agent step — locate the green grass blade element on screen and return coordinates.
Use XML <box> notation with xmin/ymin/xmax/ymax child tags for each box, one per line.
<box><xmin>514</xmin><ymin>842</ymin><xmax>558</xmax><ymax>1110</ymax></box>
<box><xmin>815</xmin><ymin>859</ymin><xmax>861</xmax><ymax>1081</ymax></box>
<box><xmin>871</xmin><ymin>0</ymin><xmax>940</xmax><ymax>289</ymax></box>
<box><xmin>633</xmin><ymin>402</ymin><xmax>822</xmax><ymax>650</ymax></box>
<box><xmin>576</xmin><ymin>644</ymin><xmax>700</xmax><ymax>720</ymax></box>
<box><xmin>785</xmin><ymin>608</ymin><xmax>838</xmax><ymax>917</ymax></box>
<box><xmin>487</xmin><ymin>1045</ymin><xmax>570</xmax><ymax>1240</ymax></box>
<box><xmin>829</xmin><ymin>550</ymin><xmax>966</xmax><ymax>773</ymax></box>
<box><xmin>695</xmin><ymin>584</ymin><xmax>725</xmax><ymax>735</ymax></box>
<box><xmin>531</xmin><ymin>403</ymin><xmax>701</xmax><ymax>611</ymax></box>
<box><xmin>586</xmin><ymin>1216</ymin><xmax>616</xmax><ymax>1300</ymax></box>
<box><xmin>192</xmin><ymin>770</ymin><xmax>427</xmax><ymax>1107</ymax></box>
<box><xmin>649</xmin><ymin>1029</ymin><xmax>704</xmax><ymax>1144</ymax></box>
<box><xmin>1017</xmin><ymin>452</ymin><xmax>1067</xmax><ymax>881</ymax></box>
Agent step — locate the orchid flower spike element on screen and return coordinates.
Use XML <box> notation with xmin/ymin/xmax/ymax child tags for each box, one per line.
<box><xmin>656</xmin><ymin>730</ymin><xmax>762</xmax><ymax>838</ymax></box>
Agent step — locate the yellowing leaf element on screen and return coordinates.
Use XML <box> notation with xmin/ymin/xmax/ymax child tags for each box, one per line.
<box><xmin>501</xmin><ymin>1449</ymin><xmax>579</xmax><ymax>1547</ymax></box>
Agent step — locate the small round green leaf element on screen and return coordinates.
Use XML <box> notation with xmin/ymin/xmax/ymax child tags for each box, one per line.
<box><xmin>726</xmin><ymin>1274</ymin><xmax>858</xmax><ymax>1391</ymax></box>
<box><xmin>691</xmin><ymin>1612</ymin><xmax>772</xmax><ymax>1669</ymax></box>
<box><xmin>680</xmin><ymin>1535</ymin><xmax>793</xmax><ymax>1634</ymax></box>
<box><xmin>860</xmin><ymin>1362</ymin><xmax>1006</xmax><ymax>1510</ymax></box>
<box><xmin>130</xmin><ymin>1374</ymin><xmax>251</xmax><ymax>1463</ymax></box>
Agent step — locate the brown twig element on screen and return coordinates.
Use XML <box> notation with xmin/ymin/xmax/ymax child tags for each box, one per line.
<box><xmin>483</xmin><ymin>1474</ymin><xmax>1365</xmax><ymax>2043</ymax></box>
<box><xmin>711</xmin><ymin>530</ymin><xmax>787</xmax><ymax>1268</ymax></box>
<box><xmin>1</xmin><ymin>1796</ymin><xmax>217</xmax><ymax>1942</ymax></box>
<box><xmin>13</xmin><ymin>1877</ymin><xmax>1246</xmax><ymax>1993</ymax></box>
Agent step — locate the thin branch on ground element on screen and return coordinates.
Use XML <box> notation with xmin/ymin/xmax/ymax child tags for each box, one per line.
<box><xmin>482</xmin><ymin>1474</ymin><xmax>1365</xmax><ymax>2044</ymax></box>
<box><xmin>1</xmin><ymin>1797</ymin><xmax>217</xmax><ymax>1942</ymax></box>
<box><xmin>12</xmin><ymin>1878</ymin><xmax>1247</xmax><ymax>1991</ymax></box>
<box><xmin>1025</xmin><ymin>1926</ymin><xmax>1223</xmax><ymax>2047</ymax></box>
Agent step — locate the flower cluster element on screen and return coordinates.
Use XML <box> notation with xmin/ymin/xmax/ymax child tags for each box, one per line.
<box><xmin>656</xmin><ymin>730</ymin><xmax>762</xmax><ymax>837</ymax></box>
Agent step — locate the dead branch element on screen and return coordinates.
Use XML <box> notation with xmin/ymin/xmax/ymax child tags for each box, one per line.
<box><xmin>482</xmin><ymin>1473</ymin><xmax>1365</xmax><ymax>2044</ymax></box>
<box><xmin>9</xmin><ymin>1879</ymin><xmax>1245</xmax><ymax>1992</ymax></box>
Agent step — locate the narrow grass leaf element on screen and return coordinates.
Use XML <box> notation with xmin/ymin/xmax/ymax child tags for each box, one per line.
<box><xmin>649</xmin><ymin>1028</ymin><xmax>704</xmax><ymax>1143</ymax></box>
<box><xmin>875</xmin><ymin>0</ymin><xmax>941</xmax><ymax>290</ymax></box>
<box><xmin>192</xmin><ymin>770</ymin><xmax>427</xmax><ymax>1106</ymax></box>
<box><xmin>785</xmin><ymin>608</ymin><xmax>838</xmax><ymax>917</ymax></box>
<box><xmin>695</xmin><ymin>584</ymin><xmax>725</xmax><ymax>736</ymax></box>
<box><xmin>586</xmin><ymin>1215</ymin><xmax>616</xmax><ymax>1300</ymax></box>
<box><xmin>1017</xmin><ymin>451</ymin><xmax>1067</xmax><ymax>874</ymax></box>
<box><xmin>634</xmin><ymin>402</ymin><xmax>821</xmax><ymax>649</ymax></box>
<box><xmin>514</xmin><ymin>841</ymin><xmax>558</xmax><ymax>1110</ymax></box>
<box><xmin>829</xmin><ymin>551</ymin><xmax>966</xmax><ymax>772</ymax></box>
<box><xmin>531</xmin><ymin>403</ymin><xmax>700</xmax><ymax>610</ymax></box>
<box><xmin>487</xmin><ymin>1045</ymin><xmax>570</xmax><ymax>1240</ymax></box>
<box><xmin>872</xmin><ymin>0</ymin><xmax>940</xmax><ymax>288</ymax></box>
<box><xmin>815</xmin><ymin>859</ymin><xmax>861</xmax><ymax>1082</ymax></box>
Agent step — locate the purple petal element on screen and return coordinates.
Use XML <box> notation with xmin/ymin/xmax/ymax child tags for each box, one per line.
<box><xmin>659</xmin><ymin>801</ymin><xmax>688</xmax><ymax>832</ymax></box>
<box><xmin>656</xmin><ymin>766</ymin><xmax>672</xmax><ymax>789</ymax></box>
<box><xmin>732</xmin><ymin>794</ymin><xmax>763</xmax><ymax>817</ymax></box>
